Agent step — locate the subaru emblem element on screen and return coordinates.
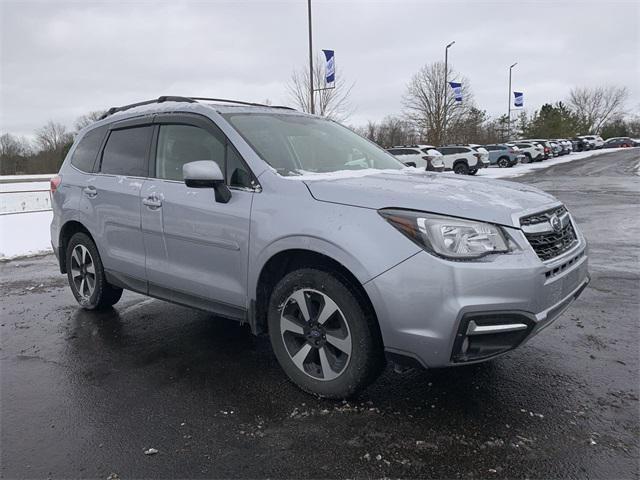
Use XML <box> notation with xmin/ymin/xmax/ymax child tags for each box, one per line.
<box><xmin>550</xmin><ymin>214</ymin><xmax>562</xmax><ymax>232</ymax></box>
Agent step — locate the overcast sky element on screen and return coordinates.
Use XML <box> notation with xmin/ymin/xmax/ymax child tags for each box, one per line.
<box><xmin>1</xmin><ymin>0</ymin><xmax>638</xmax><ymax>137</ymax></box>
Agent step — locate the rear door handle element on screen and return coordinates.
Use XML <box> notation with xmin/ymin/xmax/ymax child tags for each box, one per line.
<box><xmin>82</xmin><ymin>186</ymin><xmax>97</xmax><ymax>198</ymax></box>
<box><xmin>142</xmin><ymin>195</ymin><xmax>162</xmax><ymax>209</ymax></box>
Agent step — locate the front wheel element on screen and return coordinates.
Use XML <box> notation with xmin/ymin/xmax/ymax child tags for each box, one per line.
<box><xmin>66</xmin><ymin>232</ymin><xmax>123</xmax><ymax>310</ymax></box>
<box><xmin>268</xmin><ymin>268</ymin><xmax>384</xmax><ymax>398</ymax></box>
<box><xmin>497</xmin><ymin>157</ymin><xmax>510</xmax><ymax>168</ymax></box>
<box><xmin>453</xmin><ymin>162</ymin><xmax>470</xmax><ymax>175</ymax></box>
<box><xmin>468</xmin><ymin>169</ymin><xmax>478</xmax><ymax>175</ymax></box>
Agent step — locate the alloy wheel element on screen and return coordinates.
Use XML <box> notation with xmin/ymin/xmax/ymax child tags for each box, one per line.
<box><xmin>70</xmin><ymin>245</ymin><xmax>96</xmax><ymax>300</ymax></box>
<box><xmin>280</xmin><ymin>288</ymin><xmax>352</xmax><ymax>381</ymax></box>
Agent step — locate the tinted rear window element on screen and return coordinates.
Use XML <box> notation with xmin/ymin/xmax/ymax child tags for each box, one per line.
<box><xmin>70</xmin><ymin>126</ymin><xmax>107</xmax><ymax>172</ymax></box>
<box><xmin>101</xmin><ymin>126</ymin><xmax>153</xmax><ymax>177</ymax></box>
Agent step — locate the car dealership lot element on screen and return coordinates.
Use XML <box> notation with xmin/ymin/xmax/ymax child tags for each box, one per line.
<box><xmin>1</xmin><ymin>149</ymin><xmax>638</xmax><ymax>479</ymax></box>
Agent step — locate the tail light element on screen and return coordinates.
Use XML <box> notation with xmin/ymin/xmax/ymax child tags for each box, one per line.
<box><xmin>50</xmin><ymin>175</ymin><xmax>61</xmax><ymax>193</ymax></box>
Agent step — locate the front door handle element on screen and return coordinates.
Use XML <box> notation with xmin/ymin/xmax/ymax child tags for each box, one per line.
<box><xmin>142</xmin><ymin>195</ymin><xmax>162</xmax><ymax>209</ymax></box>
<box><xmin>82</xmin><ymin>186</ymin><xmax>97</xmax><ymax>198</ymax></box>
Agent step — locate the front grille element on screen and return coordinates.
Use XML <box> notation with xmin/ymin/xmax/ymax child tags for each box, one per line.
<box><xmin>521</xmin><ymin>206</ymin><xmax>579</xmax><ymax>261</ymax></box>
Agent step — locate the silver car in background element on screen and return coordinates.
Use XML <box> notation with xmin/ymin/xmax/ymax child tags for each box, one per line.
<box><xmin>50</xmin><ymin>97</ymin><xmax>590</xmax><ymax>398</ymax></box>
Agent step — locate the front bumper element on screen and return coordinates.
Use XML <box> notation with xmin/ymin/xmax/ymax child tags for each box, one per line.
<box><xmin>364</xmin><ymin>229</ymin><xmax>589</xmax><ymax>368</ymax></box>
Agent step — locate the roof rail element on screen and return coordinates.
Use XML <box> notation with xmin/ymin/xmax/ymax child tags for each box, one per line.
<box><xmin>99</xmin><ymin>96</ymin><xmax>196</xmax><ymax>120</ymax></box>
<box><xmin>99</xmin><ymin>96</ymin><xmax>296</xmax><ymax>120</ymax></box>
<box><xmin>190</xmin><ymin>97</ymin><xmax>295</xmax><ymax>110</ymax></box>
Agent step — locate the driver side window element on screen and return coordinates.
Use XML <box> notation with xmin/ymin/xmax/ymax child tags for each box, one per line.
<box><xmin>156</xmin><ymin>124</ymin><xmax>225</xmax><ymax>181</ymax></box>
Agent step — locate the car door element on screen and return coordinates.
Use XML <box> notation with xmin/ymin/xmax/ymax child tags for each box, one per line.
<box><xmin>87</xmin><ymin>118</ymin><xmax>153</xmax><ymax>292</ymax></box>
<box><xmin>141</xmin><ymin>114</ymin><xmax>256</xmax><ymax>319</ymax></box>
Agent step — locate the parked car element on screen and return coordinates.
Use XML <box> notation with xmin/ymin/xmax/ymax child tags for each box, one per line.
<box><xmin>555</xmin><ymin>139</ymin><xmax>573</xmax><ymax>155</ymax></box>
<box><xmin>386</xmin><ymin>145</ymin><xmax>445</xmax><ymax>172</ymax></box>
<box><xmin>436</xmin><ymin>146</ymin><xmax>482</xmax><ymax>174</ymax></box>
<box><xmin>602</xmin><ymin>137</ymin><xmax>634</xmax><ymax>148</ymax></box>
<box><xmin>468</xmin><ymin>144</ymin><xmax>491</xmax><ymax>170</ymax></box>
<box><xmin>483</xmin><ymin>144</ymin><xmax>523</xmax><ymax>167</ymax></box>
<box><xmin>579</xmin><ymin>135</ymin><xmax>604</xmax><ymax>149</ymax></box>
<box><xmin>548</xmin><ymin>141</ymin><xmax>562</xmax><ymax>157</ymax></box>
<box><xmin>571</xmin><ymin>137</ymin><xmax>591</xmax><ymax>152</ymax></box>
<box><xmin>50</xmin><ymin>96</ymin><xmax>590</xmax><ymax>398</ymax></box>
<box><xmin>521</xmin><ymin>139</ymin><xmax>553</xmax><ymax>159</ymax></box>
<box><xmin>509</xmin><ymin>142</ymin><xmax>544</xmax><ymax>162</ymax></box>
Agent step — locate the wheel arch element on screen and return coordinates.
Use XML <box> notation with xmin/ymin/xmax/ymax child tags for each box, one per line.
<box><xmin>250</xmin><ymin>245</ymin><xmax>379</xmax><ymax>339</ymax></box>
<box><xmin>58</xmin><ymin>220</ymin><xmax>95</xmax><ymax>273</ymax></box>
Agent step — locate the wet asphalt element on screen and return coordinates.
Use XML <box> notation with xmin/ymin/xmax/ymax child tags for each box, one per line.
<box><xmin>1</xmin><ymin>149</ymin><xmax>639</xmax><ymax>479</ymax></box>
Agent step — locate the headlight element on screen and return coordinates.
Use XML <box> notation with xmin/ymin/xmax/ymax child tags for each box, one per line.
<box><xmin>379</xmin><ymin>209</ymin><xmax>510</xmax><ymax>260</ymax></box>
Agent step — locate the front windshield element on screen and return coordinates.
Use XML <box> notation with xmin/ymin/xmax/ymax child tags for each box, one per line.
<box><xmin>223</xmin><ymin>113</ymin><xmax>404</xmax><ymax>176</ymax></box>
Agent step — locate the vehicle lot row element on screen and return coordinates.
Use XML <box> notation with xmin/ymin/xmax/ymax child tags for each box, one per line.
<box><xmin>386</xmin><ymin>135</ymin><xmax>639</xmax><ymax>175</ymax></box>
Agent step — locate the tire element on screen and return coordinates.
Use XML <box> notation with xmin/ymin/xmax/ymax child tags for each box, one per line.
<box><xmin>468</xmin><ymin>169</ymin><xmax>478</xmax><ymax>175</ymax></box>
<box><xmin>497</xmin><ymin>157</ymin><xmax>510</xmax><ymax>168</ymax></box>
<box><xmin>453</xmin><ymin>162</ymin><xmax>469</xmax><ymax>175</ymax></box>
<box><xmin>268</xmin><ymin>268</ymin><xmax>384</xmax><ymax>398</ymax></box>
<box><xmin>523</xmin><ymin>153</ymin><xmax>532</xmax><ymax>163</ymax></box>
<box><xmin>66</xmin><ymin>232</ymin><xmax>123</xmax><ymax>310</ymax></box>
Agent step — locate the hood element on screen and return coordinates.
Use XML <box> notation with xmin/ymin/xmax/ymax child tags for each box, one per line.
<box><xmin>301</xmin><ymin>169</ymin><xmax>558</xmax><ymax>227</ymax></box>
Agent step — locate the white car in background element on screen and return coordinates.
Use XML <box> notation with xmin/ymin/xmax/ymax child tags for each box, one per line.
<box><xmin>579</xmin><ymin>135</ymin><xmax>604</xmax><ymax>149</ymax></box>
<box><xmin>436</xmin><ymin>145</ymin><xmax>482</xmax><ymax>175</ymax></box>
<box><xmin>386</xmin><ymin>145</ymin><xmax>445</xmax><ymax>172</ymax></box>
<box><xmin>509</xmin><ymin>142</ymin><xmax>545</xmax><ymax>162</ymax></box>
<box><xmin>468</xmin><ymin>144</ymin><xmax>491</xmax><ymax>169</ymax></box>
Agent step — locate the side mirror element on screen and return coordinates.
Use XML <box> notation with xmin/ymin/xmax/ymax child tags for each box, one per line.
<box><xmin>183</xmin><ymin>160</ymin><xmax>231</xmax><ymax>203</ymax></box>
<box><xmin>404</xmin><ymin>161</ymin><xmax>417</xmax><ymax>168</ymax></box>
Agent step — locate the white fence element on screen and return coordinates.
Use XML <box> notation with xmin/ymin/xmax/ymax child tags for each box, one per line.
<box><xmin>0</xmin><ymin>175</ymin><xmax>55</xmax><ymax>259</ymax></box>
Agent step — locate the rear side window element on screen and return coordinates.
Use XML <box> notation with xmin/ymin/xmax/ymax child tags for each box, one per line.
<box><xmin>70</xmin><ymin>126</ymin><xmax>107</xmax><ymax>172</ymax></box>
<box><xmin>101</xmin><ymin>126</ymin><xmax>153</xmax><ymax>177</ymax></box>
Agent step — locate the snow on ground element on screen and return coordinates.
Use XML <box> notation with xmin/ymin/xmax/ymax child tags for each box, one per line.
<box><xmin>475</xmin><ymin>148</ymin><xmax>632</xmax><ymax>179</ymax></box>
<box><xmin>0</xmin><ymin>210</ymin><xmax>53</xmax><ymax>260</ymax></box>
<box><xmin>1</xmin><ymin>176</ymin><xmax>54</xmax><ymax>260</ymax></box>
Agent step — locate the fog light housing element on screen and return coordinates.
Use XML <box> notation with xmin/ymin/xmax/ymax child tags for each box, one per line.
<box><xmin>451</xmin><ymin>312</ymin><xmax>535</xmax><ymax>363</ymax></box>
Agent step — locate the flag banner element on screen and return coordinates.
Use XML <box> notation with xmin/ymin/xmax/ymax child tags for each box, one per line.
<box><xmin>449</xmin><ymin>82</ymin><xmax>463</xmax><ymax>102</ymax></box>
<box><xmin>514</xmin><ymin>91</ymin><xmax>524</xmax><ymax>107</ymax></box>
<box><xmin>322</xmin><ymin>49</ymin><xmax>335</xmax><ymax>84</ymax></box>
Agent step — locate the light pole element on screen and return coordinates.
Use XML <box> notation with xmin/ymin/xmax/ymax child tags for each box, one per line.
<box><xmin>442</xmin><ymin>41</ymin><xmax>455</xmax><ymax>146</ymax></box>
<box><xmin>307</xmin><ymin>0</ymin><xmax>315</xmax><ymax>114</ymax></box>
<box><xmin>507</xmin><ymin>62</ymin><xmax>517</xmax><ymax>140</ymax></box>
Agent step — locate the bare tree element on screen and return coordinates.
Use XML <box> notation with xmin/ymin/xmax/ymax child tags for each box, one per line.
<box><xmin>74</xmin><ymin>111</ymin><xmax>106</xmax><ymax>132</ymax></box>
<box><xmin>402</xmin><ymin>61</ymin><xmax>474</xmax><ymax>146</ymax></box>
<box><xmin>0</xmin><ymin>133</ymin><xmax>32</xmax><ymax>158</ymax></box>
<box><xmin>286</xmin><ymin>54</ymin><xmax>354</xmax><ymax>122</ymax></box>
<box><xmin>567</xmin><ymin>86</ymin><xmax>629</xmax><ymax>134</ymax></box>
<box><xmin>35</xmin><ymin>121</ymin><xmax>73</xmax><ymax>153</ymax></box>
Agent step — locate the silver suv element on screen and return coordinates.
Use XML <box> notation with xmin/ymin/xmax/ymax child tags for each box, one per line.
<box><xmin>51</xmin><ymin>97</ymin><xmax>590</xmax><ymax>398</ymax></box>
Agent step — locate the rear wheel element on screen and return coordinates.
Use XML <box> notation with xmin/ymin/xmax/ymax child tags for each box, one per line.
<box><xmin>66</xmin><ymin>232</ymin><xmax>122</xmax><ymax>310</ymax></box>
<box><xmin>468</xmin><ymin>168</ymin><xmax>478</xmax><ymax>175</ymax></box>
<box><xmin>453</xmin><ymin>162</ymin><xmax>469</xmax><ymax>175</ymax></box>
<box><xmin>523</xmin><ymin>153</ymin><xmax>532</xmax><ymax>163</ymax></box>
<box><xmin>268</xmin><ymin>268</ymin><xmax>383</xmax><ymax>398</ymax></box>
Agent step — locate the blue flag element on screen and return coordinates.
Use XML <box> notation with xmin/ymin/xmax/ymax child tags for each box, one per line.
<box><xmin>322</xmin><ymin>49</ymin><xmax>335</xmax><ymax>84</ymax></box>
<box><xmin>514</xmin><ymin>91</ymin><xmax>524</xmax><ymax>107</ymax></box>
<box><xmin>449</xmin><ymin>82</ymin><xmax>462</xmax><ymax>102</ymax></box>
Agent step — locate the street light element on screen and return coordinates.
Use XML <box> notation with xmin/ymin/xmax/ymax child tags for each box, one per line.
<box><xmin>307</xmin><ymin>0</ymin><xmax>314</xmax><ymax>114</ymax></box>
<box><xmin>443</xmin><ymin>41</ymin><xmax>455</xmax><ymax>146</ymax></box>
<box><xmin>507</xmin><ymin>62</ymin><xmax>518</xmax><ymax>140</ymax></box>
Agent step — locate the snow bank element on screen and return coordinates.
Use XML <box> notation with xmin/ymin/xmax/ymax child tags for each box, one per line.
<box><xmin>0</xmin><ymin>210</ymin><xmax>53</xmax><ymax>260</ymax></box>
